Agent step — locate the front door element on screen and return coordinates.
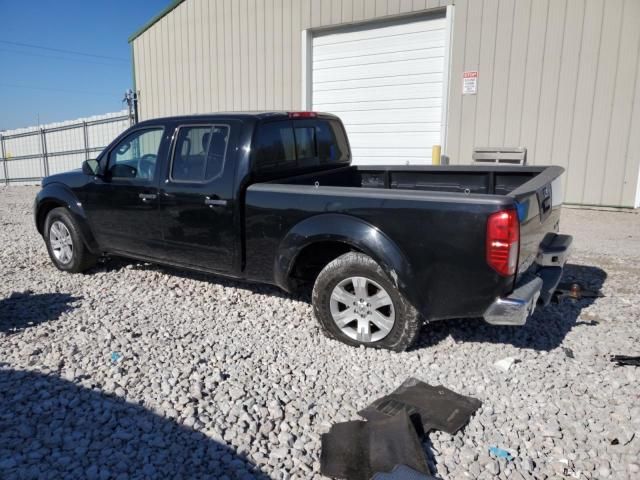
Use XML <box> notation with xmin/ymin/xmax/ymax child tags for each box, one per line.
<box><xmin>84</xmin><ymin>126</ymin><xmax>167</xmax><ymax>258</ymax></box>
<box><xmin>158</xmin><ymin>122</ymin><xmax>237</xmax><ymax>272</ymax></box>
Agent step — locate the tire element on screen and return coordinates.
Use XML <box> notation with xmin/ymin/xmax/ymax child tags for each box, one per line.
<box><xmin>312</xmin><ymin>252</ymin><xmax>421</xmax><ymax>352</ymax></box>
<box><xmin>44</xmin><ymin>207</ymin><xmax>97</xmax><ymax>273</ymax></box>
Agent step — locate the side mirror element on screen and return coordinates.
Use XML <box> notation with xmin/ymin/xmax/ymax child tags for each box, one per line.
<box><xmin>82</xmin><ymin>159</ymin><xmax>101</xmax><ymax>177</ymax></box>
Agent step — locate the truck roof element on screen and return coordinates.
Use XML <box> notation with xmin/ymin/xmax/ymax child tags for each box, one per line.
<box><xmin>136</xmin><ymin>111</ymin><xmax>340</xmax><ymax>126</ymax></box>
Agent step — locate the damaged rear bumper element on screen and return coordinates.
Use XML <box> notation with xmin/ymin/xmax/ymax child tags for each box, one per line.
<box><xmin>484</xmin><ymin>233</ymin><xmax>573</xmax><ymax>326</ymax></box>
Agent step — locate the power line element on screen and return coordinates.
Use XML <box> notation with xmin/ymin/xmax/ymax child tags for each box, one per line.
<box><xmin>0</xmin><ymin>48</ymin><xmax>128</xmax><ymax>68</ymax></box>
<box><xmin>0</xmin><ymin>82</ymin><xmax>116</xmax><ymax>96</ymax></box>
<box><xmin>0</xmin><ymin>39</ymin><xmax>128</xmax><ymax>62</ymax></box>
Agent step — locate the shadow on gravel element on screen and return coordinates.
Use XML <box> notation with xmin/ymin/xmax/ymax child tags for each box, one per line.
<box><xmin>98</xmin><ymin>257</ymin><xmax>301</xmax><ymax>299</ymax></box>
<box><xmin>0</xmin><ymin>291</ymin><xmax>81</xmax><ymax>334</ymax></box>
<box><xmin>414</xmin><ymin>263</ymin><xmax>608</xmax><ymax>352</ymax></box>
<box><xmin>96</xmin><ymin>258</ymin><xmax>608</xmax><ymax>353</ymax></box>
<box><xmin>0</xmin><ymin>367</ymin><xmax>271</xmax><ymax>479</ymax></box>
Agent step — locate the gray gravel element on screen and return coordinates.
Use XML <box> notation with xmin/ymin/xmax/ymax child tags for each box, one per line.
<box><xmin>1</xmin><ymin>185</ymin><xmax>639</xmax><ymax>479</ymax></box>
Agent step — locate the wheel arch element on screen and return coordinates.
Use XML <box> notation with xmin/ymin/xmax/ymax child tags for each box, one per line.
<box><xmin>275</xmin><ymin>213</ymin><xmax>418</xmax><ymax>307</ymax></box>
<box><xmin>35</xmin><ymin>183</ymin><xmax>100</xmax><ymax>254</ymax></box>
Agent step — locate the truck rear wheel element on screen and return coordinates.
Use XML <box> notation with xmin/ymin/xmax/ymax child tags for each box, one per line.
<box><xmin>44</xmin><ymin>207</ymin><xmax>97</xmax><ymax>273</ymax></box>
<box><xmin>312</xmin><ymin>252</ymin><xmax>421</xmax><ymax>351</ymax></box>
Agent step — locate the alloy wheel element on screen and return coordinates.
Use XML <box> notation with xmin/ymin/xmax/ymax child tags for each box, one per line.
<box><xmin>329</xmin><ymin>276</ymin><xmax>395</xmax><ymax>343</ymax></box>
<box><xmin>49</xmin><ymin>220</ymin><xmax>74</xmax><ymax>264</ymax></box>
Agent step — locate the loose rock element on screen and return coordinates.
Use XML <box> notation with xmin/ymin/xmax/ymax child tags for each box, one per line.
<box><xmin>0</xmin><ymin>187</ymin><xmax>638</xmax><ymax>478</ymax></box>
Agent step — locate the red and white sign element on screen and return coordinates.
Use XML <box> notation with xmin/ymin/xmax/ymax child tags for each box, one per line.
<box><xmin>463</xmin><ymin>71</ymin><xmax>478</xmax><ymax>95</ymax></box>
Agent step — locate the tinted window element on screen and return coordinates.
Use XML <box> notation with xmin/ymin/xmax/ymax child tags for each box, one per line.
<box><xmin>171</xmin><ymin>125</ymin><xmax>229</xmax><ymax>182</ymax></box>
<box><xmin>253</xmin><ymin>121</ymin><xmax>296</xmax><ymax>172</ymax></box>
<box><xmin>108</xmin><ymin>128</ymin><xmax>163</xmax><ymax>180</ymax></box>
<box><xmin>294</xmin><ymin>127</ymin><xmax>317</xmax><ymax>161</ymax></box>
<box><xmin>317</xmin><ymin>120</ymin><xmax>349</xmax><ymax>163</ymax></box>
<box><xmin>253</xmin><ymin>119</ymin><xmax>349</xmax><ymax>173</ymax></box>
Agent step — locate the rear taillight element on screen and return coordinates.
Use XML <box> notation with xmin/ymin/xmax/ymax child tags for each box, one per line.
<box><xmin>486</xmin><ymin>209</ymin><xmax>519</xmax><ymax>276</ymax></box>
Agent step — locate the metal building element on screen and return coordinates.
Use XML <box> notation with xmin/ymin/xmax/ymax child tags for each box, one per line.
<box><xmin>129</xmin><ymin>0</ymin><xmax>640</xmax><ymax>208</ymax></box>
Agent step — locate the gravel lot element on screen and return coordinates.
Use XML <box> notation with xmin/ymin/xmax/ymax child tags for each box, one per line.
<box><xmin>1</xmin><ymin>185</ymin><xmax>639</xmax><ymax>480</ymax></box>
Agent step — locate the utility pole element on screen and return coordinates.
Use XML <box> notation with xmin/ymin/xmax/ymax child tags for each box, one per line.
<box><xmin>123</xmin><ymin>89</ymin><xmax>139</xmax><ymax>125</ymax></box>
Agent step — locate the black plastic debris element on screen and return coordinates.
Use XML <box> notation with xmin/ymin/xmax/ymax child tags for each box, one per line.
<box><xmin>575</xmin><ymin>319</ymin><xmax>600</xmax><ymax>326</ymax></box>
<box><xmin>371</xmin><ymin>464</ymin><xmax>439</xmax><ymax>480</ymax></box>
<box><xmin>562</xmin><ymin>347</ymin><xmax>575</xmax><ymax>359</ymax></box>
<box><xmin>359</xmin><ymin>378</ymin><xmax>482</xmax><ymax>435</ymax></box>
<box><xmin>320</xmin><ymin>411</ymin><xmax>430</xmax><ymax>480</ymax></box>
<box><xmin>611</xmin><ymin>355</ymin><xmax>640</xmax><ymax>367</ymax></box>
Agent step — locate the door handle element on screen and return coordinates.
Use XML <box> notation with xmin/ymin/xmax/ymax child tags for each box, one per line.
<box><xmin>139</xmin><ymin>193</ymin><xmax>157</xmax><ymax>202</ymax></box>
<box><xmin>204</xmin><ymin>197</ymin><xmax>227</xmax><ymax>207</ymax></box>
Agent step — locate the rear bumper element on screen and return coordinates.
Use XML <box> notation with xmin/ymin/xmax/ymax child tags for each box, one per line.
<box><xmin>484</xmin><ymin>233</ymin><xmax>572</xmax><ymax>326</ymax></box>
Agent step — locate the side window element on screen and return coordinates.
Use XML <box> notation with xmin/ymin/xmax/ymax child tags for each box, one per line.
<box><xmin>171</xmin><ymin>125</ymin><xmax>229</xmax><ymax>182</ymax></box>
<box><xmin>253</xmin><ymin>121</ymin><xmax>296</xmax><ymax>172</ymax></box>
<box><xmin>108</xmin><ymin>128</ymin><xmax>163</xmax><ymax>180</ymax></box>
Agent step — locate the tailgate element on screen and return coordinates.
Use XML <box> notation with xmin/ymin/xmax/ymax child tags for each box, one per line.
<box><xmin>508</xmin><ymin>166</ymin><xmax>565</xmax><ymax>275</ymax></box>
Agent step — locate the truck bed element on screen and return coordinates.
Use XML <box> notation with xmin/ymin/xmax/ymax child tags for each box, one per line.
<box><xmin>245</xmin><ymin>164</ymin><xmax>564</xmax><ymax>322</ymax></box>
<box><xmin>265</xmin><ymin>164</ymin><xmax>561</xmax><ymax>200</ymax></box>
<box><xmin>264</xmin><ymin>164</ymin><xmax>564</xmax><ymax>276</ymax></box>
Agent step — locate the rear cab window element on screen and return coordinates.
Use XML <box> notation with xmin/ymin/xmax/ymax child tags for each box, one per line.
<box><xmin>252</xmin><ymin>122</ymin><xmax>297</xmax><ymax>172</ymax></box>
<box><xmin>252</xmin><ymin>117</ymin><xmax>350</xmax><ymax>174</ymax></box>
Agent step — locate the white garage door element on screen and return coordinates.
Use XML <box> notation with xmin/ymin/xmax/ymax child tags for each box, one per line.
<box><xmin>312</xmin><ymin>15</ymin><xmax>448</xmax><ymax>165</ymax></box>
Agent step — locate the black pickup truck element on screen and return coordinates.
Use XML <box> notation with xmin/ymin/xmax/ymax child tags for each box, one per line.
<box><xmin>35</xmin><ymin>112</ymin><xmax>572</xmax><ymax>351</ymax></box>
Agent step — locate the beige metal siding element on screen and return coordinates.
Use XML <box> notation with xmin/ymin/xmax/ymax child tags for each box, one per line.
<box><xmin>133</xmin><ymin>0</ymin><xmax>640</xmax><ymax>207</ymax></box>
<box><xmin>446</xmin><ymin>0</ymin><xmax>640</xmax><ymax>207</ymax></box>
<box><xmin>133</xmin><ymin>0</ymin><xmax>450</xmax><ymax>120</ymax></box>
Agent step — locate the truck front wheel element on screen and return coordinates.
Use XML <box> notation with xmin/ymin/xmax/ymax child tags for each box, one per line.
<box><xmin>312</xmin><ymin>252</ymin><xmax>421</xmax><ymax>351</ymax></box>
<box><xmin>44</xmin><ymin>207</ymin><xmax>97</xmax><ymax>273</ymax></box>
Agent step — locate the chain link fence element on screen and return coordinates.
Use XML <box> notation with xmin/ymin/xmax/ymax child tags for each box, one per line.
<box><xmin>0</xmin><ymin>111</ymin><xmax>132</xmax><ymax>185</ymax></box>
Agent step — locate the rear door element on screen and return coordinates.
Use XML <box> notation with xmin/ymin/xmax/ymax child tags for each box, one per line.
<box><xmin>158</xmin><ymin>121</ymin><xmax>239</xmax><ymax>272</ymax></box>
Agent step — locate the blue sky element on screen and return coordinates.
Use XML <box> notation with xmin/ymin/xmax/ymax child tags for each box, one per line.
<box><xmin>0</xmin><ymin>0</ymin><xmax>170</xmax><ymax>130</ymax></box>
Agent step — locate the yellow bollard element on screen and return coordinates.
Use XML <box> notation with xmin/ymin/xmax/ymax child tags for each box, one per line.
<box><xmin>432</xmin><ymin>145</ymin><xmax>441</xmax><ymax>165</ymax></box>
